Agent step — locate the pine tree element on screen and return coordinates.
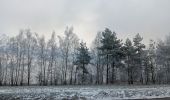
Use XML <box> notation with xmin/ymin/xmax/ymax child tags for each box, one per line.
<box><xmin>124</xmin><ymin>38</ymin><xmax>135</xmax><ymax>84</ymax></box>
<box><xmin>99</xmin><ymin>28</ymin><xmax>113</xmax><ymax>84</ymax></box>
<box><xmin>99</xmin><ymin>28</ymin><xmax>123</xmax><ymax>84</ymax></box>
<box><xmin>74</xmin><ymin>41</ymin><xmax>91</xmax><ymax>84</ymax></box>
<box><xmin>133</xmin><ymin>33</ymin><xmax>145</xmax><ymax>84</ymax></box>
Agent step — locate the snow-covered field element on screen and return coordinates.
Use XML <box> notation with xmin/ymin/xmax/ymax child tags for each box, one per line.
<box><xmin>0</xmin><ymin>85</ymin><xmax>170</xmax><ymax>100</ymax></box>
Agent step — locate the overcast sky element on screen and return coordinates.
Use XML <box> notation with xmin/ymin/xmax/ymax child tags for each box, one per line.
<box><xmin>0</xmin><ymin>0</ymin><xmax>170</xmax><ymax>46</ymax></box>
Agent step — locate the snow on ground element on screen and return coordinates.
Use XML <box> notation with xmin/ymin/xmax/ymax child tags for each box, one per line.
<box><xmin>0</xmin><ymin>85</ymin><xmax>170</xmax><ymax>100</ymax></box>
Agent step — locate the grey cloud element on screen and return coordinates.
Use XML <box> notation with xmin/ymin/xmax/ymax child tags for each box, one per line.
<box><xmin>0</xmin><ymin>0</ymin><xmax>170</xmax><ymax>46</ymax></box>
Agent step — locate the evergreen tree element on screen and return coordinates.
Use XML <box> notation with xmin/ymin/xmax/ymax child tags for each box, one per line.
<box><xmin>99</xmin><ymin>28</ymin><xmax>123</xmax><ymax>84</ymax></box>
<box><xmin>124</xmin><ymin>38</ymin><xmax>136</xmax><ymax>84</ymax></box>
<box><xmin>74</xmin><ymin>41</ymin><xmax>91</xmax><ymax>84</ymax></box>
<box><xmin>133</xmin><ymin>33</ymin><xmax>145</xmax><ymax>84</ymax></box>
<box><xmin>99</xmin><ymin>28</ymin><xmax>113</xmax><ymax>84</ymax></box>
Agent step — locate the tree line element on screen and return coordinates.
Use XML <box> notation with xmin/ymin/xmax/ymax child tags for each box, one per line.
<box><xmin>0</xmin><ymin>27</ymin><xmax>169</xmax><ymax>86</ymax></box>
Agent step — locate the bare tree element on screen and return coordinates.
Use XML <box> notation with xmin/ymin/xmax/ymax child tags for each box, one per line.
<box><xmin>25</xmin><ymin>29</ymin><xmax>37</xmax><ymax>85</ymax></box>
<box><xmin>36</xmin><ymin>35</ymin><xmax>47</xmax><ymax>85</ymax></box>
<box><xmin>47</xmin><ymin>32</ymin><xmax>57</xmax><ymax>85</ymax></box>
<box><xmin>91</xmin><ymin>32</ymin><xmax>103</xmax><ymax>84</ymax></box>
<box><xmin>58</xmin><ymin>27</ymin><xmax>79</xmax><ymax>84</ymax></box>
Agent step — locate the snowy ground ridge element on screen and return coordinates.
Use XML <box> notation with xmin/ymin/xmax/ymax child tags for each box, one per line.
<box><xmin>0</xmin><ymin>85</ymin><xmax>170</xmax><ymax>100</ymax></box>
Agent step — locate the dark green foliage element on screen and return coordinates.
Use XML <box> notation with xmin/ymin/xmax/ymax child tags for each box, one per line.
<box><xmin>75</xmin><ymin>42</ymin><xmax>91</xmax><ymax>67</ymax></box>
<box><xmin>74</xmin><ymin>41</ymin><xmax>91</xmax><ymax>84</ymax></box>
<box><xmin>133</xmin><ymin>33</ymin><xmax>145</xmax><ymax>59</ymax></box>
<box><xmin>124</xmin><ymin>38</ymin><xmax>136</xmax><ymax>84</ymax></box>
<box><xmin>133</xmin><ymin>33</ymin><xmax>145</xmax><ymax>84</ymax></box>
<box><xmin>99</xmin><ymin>28</ymin><xmax>124</xmax><ymax>84</ymax></box>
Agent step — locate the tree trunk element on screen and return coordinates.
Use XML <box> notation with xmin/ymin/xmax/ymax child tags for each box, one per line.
<box><xmin>74</xmin><ymin>66</ymin><xmax>78</xmax><ymax>84</ymax></box>
<box><xmin>106</xmin><ymin>54</ymin><xmax>109</xmax><ymax>84</ymax></box>
<box><xmin>111</xmin><ymin>61</ymin><xmax>115</xmax><ymax>84</ymax></box>
<box><xmin>70</xmin><ymin>65</ymin><xmax>74</xmax><ymax>85</ymax></box>
<box><xmin>82</xmin><ymin>64</ymin><xmax>85</xmax><ymax>84</ymax></box>
<box><xmin>43</xmin><ymin>59</ymin><xmax>46</xmax><ymax>85</ymax></box>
